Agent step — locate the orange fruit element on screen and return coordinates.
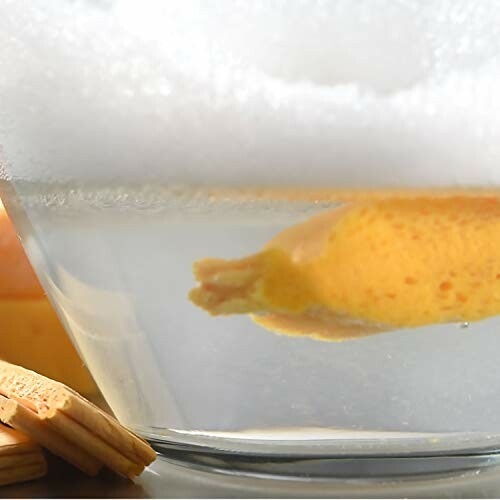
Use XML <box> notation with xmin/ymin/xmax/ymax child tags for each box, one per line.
<box><xmin>0</xmin><ymin>200</ymin><xmax>97</xmax><ymax>395</ymax></box>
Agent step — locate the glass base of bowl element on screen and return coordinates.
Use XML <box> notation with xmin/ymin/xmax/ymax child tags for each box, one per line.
<box><xmin>151</xmin><ymin>443</ymin><xmax>500</xmax><ymax>482</ymax></box>
<box><xmin>139</xmin><ymin>428</ymin><xmax>500</xmax><ymax>481</ymax></box>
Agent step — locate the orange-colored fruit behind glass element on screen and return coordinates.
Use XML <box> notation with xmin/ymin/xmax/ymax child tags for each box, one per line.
<box><xmin>0</xmin><ymin>202</ymin><xmax>97</xmax><ymax>396</ymax></box>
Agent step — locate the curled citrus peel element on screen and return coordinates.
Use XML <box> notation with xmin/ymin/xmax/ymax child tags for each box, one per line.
<box><xmin>190</xmin><ymin>197</ymin><xmax>500</xmax><ymax>341</ymax></box>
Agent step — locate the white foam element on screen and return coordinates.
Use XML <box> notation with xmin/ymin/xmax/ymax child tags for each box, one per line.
<box><xmin>1</xmin><ymin>0</ymin><xmax>500</xmax><ymax>187</ymax></box>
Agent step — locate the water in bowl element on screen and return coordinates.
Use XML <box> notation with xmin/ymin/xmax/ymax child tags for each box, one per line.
<box><xmin>3</xmin><ymin>180</ymin><xmax>500</xmax><ymax>478</ymax></box>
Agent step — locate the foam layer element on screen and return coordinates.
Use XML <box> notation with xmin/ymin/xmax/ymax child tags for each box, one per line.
<box><xmin>1</xmin><ymin>0</ymin><xmax>500</xmax><ymax>186</ymax></box>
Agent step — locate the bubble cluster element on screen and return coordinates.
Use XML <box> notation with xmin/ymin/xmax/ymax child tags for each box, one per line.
<box><xmin>1</xmin><ymin>1</ymin><xmax>500</xmax><ymax>187</ymax></box>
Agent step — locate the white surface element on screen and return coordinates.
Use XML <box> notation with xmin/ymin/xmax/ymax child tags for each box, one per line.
<box><xmin>6</xmin><ymin>455</ymin><xmax>500</xmax><ymax>498</ymax></box>
<box><xmin>137</xmin><ymin>459</ymin><xmax>500</xmax><ymax>499</ymax></box>
<box><xmin>1</xmin><ymin>0</ymin><xmax>500</xmax><ymax>187</ymax></box>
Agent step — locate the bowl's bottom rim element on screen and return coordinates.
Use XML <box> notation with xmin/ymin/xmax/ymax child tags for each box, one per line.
<box><xmin>149</xmin><ymin>440</ymin><xmax>500</xmax><ymax>482</ymax></box>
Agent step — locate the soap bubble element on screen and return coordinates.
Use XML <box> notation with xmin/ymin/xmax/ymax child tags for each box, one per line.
<box><xmin>1</xmin><ymin>0</ymin><xmax>500</xmax><ymax>187</ymax></box>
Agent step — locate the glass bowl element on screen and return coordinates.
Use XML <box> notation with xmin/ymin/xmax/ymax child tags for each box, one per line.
<box><xmin>1</xmin><ymin>0</ymin><xmax>500</xmax><ymax>481</ymax></box>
